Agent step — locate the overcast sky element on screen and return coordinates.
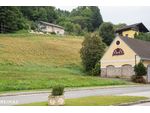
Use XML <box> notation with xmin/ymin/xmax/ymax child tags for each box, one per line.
<box><xmin>56</xmin><ymin>6</ymin><xmax>150</xmax><ymax>30</ymax></box>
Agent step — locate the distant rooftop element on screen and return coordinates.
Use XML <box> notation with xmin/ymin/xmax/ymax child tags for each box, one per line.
<box><xmin>115</xmin><ymin>23</ymin><xmax>149</xmax><ymax>33</ymax></box>
<box><xmin>39</xmin><ymin>21</ymin><xmax>64</xmax><ymax>29</ymax></box>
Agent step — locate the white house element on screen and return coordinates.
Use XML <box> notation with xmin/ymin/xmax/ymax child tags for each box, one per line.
<box><xmin>38</xmin><ymin>21</ymin><xmax>65</xmax><ymax>35</ymax></box>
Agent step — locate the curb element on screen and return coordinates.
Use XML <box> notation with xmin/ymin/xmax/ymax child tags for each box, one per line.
<box><xmin>118</xmin><ymin>99</ymin><xmax>150</xmax><ymax>106</ymax></box>
<box><xmin>0</xmin><ymin>84</ymin><xmax>148</xmax><ymax>97</ymax></box>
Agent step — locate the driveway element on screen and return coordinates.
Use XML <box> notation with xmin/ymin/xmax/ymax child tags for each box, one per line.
<box><xmin>0</xmin><ymin>85</ymin><xmax>150</xmax><ymax>106</ymax></box>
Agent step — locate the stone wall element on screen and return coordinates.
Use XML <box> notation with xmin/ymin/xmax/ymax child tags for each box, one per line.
<box><xmin>101</xmin><ymin>65</ymin><xmax>135</xmax><ymax>78</ymax></box>
<box><xmin>101</xmin><ymin>68</ymin><xmax>107</xmax><ymax>77</ymax></box>
<box><xmin>122</xmin><ymin>65</ymin><xmax>135</xmax><ymax>77</ymax></box>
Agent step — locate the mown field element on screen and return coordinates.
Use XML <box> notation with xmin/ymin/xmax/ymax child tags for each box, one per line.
<box><xmin>0</xmin><ymin>33</ymin><xmax>131</xmax><ymax>92</ymax></box>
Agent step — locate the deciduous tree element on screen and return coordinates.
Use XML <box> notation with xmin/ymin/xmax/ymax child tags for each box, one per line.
<box><xmin>80</xmin><ymin>33</ymin><xmax>105</xmax><ymax>73</ymax></box>
<box><xmin>99</xmin><ymin>22</ymin><xmax>115</xmax><ymax>45</ymax></box>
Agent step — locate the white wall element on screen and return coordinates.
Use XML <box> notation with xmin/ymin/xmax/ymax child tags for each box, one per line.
<box><xmin>38</xmin><ymin>23</ymin><xmax>65</xmax><ymax>35</ymax></box>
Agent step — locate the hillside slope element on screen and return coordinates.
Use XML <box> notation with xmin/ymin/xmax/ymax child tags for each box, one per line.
<box><xmin>0</xmin><ymin>34</ymin><xmax>82</xmax><ymax>66</ymax></box>
<box><xmin>0</xmin><ymin>34</ymin><xmax>130</xmax><ymax>92</ymax></box>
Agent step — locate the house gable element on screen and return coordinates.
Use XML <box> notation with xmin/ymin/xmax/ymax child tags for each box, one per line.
<box><xmin>101</xmin><ymin>36</ymin><xmax>141</xmax><ymax>68</ymax></box>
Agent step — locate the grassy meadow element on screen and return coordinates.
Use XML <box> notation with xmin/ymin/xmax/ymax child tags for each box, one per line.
<box><xmin>0</xmin><ymin>33</ymin><xmax>130</xmax><ymax>92</ymax></box>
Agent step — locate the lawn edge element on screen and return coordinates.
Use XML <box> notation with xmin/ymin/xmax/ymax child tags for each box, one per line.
<box><xmin>118</xmin><ymin>99</ymin><xmax>150</xmax><ymax>106</ymax></box>
<box><xmin>18</xmin><ymin>96</ymin><xmax>149</xmax><ymax>106</ymax></box>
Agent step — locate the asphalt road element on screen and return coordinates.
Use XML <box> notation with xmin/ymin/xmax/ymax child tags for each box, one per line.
<box><xmin>0</xmin><ymin>85</ymin><xmax>150</xmax><ymax>106</ymax></box>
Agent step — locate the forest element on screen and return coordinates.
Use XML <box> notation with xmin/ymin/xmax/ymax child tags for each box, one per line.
<box><xmin>0</xmin><ymin>6</ymin><xmax>103</xmax><ymax>35</ymax></box>
<box><xmin>0</xmin><ymin>6</ymin><xmax>150</xmax><ymax>43</ymax></box>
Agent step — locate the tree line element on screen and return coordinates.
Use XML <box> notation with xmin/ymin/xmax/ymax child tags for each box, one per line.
<box><xmin>1</xmin><ymin>6</ymin><xmax>149</xmax><ymax>43</ymax></box>
<box><xmin>0</xmin><ymin>6</ymin><xmax>103</xmax><ymax>36</ymax></box>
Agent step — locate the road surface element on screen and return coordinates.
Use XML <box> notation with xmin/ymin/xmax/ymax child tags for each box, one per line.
<box><xmin>0</xmin><ymin>85</ymin><xmax>150</xmax><ymax>106</ymax></box>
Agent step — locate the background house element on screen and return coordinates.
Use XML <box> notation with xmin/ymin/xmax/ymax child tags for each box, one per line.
<box><xmin>38</xmin><ymin>21</ymin><xmax>65</xmax><ymax>35</ymax></box>
<box><xmin>115</xmin><ymin>23</ymin><xmax>149</xmax><ymax>38</ymax></box>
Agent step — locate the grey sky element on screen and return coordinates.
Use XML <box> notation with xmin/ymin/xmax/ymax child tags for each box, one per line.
<box><xmin>56</xmin><ymin>6</ymin><xmax>150</xmax><ymax>30</ymax></box>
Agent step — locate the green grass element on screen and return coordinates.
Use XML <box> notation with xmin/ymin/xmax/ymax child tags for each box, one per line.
<box><xmin>0</xmin><ymin>63</ymin><xmax>130</xmax><ymax>92</ymax></box>
<box><xmin>0</xmin><ymin>33</ymin><xmax>131</xmax><ymax>92</ymax></box>
<box><xmin>19</xmin><ymin>96</ymin><xmax>148</xmax><ymax>106</ymax></box>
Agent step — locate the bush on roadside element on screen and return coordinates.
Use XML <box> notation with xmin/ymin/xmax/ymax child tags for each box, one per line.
<box><xmin>131</xmin><ymin>75</ymin><xmax>146</xmax><ymax>84</ymax></box>
<box><xmin>52</xmin><ymin>85</ymin><xmax>64</xmax><ymax>96</ymax></box>
<box><xmin>134</xmin><ymin>62</ymin><xmax>147</xmax><ymax>76</ymax></box>
<box><xmin>92</xmin><ymin>62</ymin><xmax>101</xmax><ymax>76</ymax></box>
<box><xmin>132</xmin><ymin>62</ymin><xmax>147</xmax><ymax>84</ymax></box>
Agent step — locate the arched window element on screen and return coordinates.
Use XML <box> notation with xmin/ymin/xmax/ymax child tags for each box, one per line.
<box><xmin>112</xmin><ymin>48</ymin><xmax>124</xmax><ymax>56</ymax></box>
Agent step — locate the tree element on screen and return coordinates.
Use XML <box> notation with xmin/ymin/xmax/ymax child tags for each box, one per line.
<box><xmin>19</xmin><ymin>6</ymin><xmax>59</xmax><ymax>31</ymax></box>
<box><xmin>70</xmin><ymin>6</ymin><xmax>103</xmax><ymax>32</ymax></box>
<box><xmin>99</xmin><ymin>22</ymin><xmax>115</xmax><ymax>45</ymax></box>
<box><xmin>134</xmin><ymin>32</ymin><xmax>150</xmax><ymax>41</ymax></box>
<box><xmin>73</xmin><ymin>24</ymin><xmax>82</xmax><ymax>35</ymax></box>
<box><xmin>0</xmin><ymin>6</ymin><xmax>103</xmax><ymax>34</ymax></box>
<box><xmin>38</xmin><ymin>7</ymin><xmax>48</xmax><ymax>22</ymax></box>
<box><xmin>0</xmin><ymin>6</ymin><xmax>28</xmax><ymax>33</ymax></box>
<box><xmin>20</xmin><ymin>7</ymin><xmax>39</xmax><ymax>21</ymax></box>
<box><xmin>71</xmin><ymin>16</ymin><xmax>91</xmax><ymax>31</ymax></box>
<box><xmin>113</xmin><ymin>23</ymin><xmax>126</xmax><ymax>31</ymax></box>
<box><xmin>90</xmin><ymin>6</ymin><xmax>103</xmax><ymax>29</ymax></box>
<box><xmin>56</xmin><ymin>8</ymin><xmax>70</xmax><ymax>17</ymax></box>
<box><xmin>20</xmin><ymin>6</ymin><xmax>58</xmax><ymax>23</ymax></box>
<box><xmin>134</xmin><ymin>62</ymin><xmax>147</xmax><ymax>76</ymax></box>
<box><xmin>80</xmin><ymin>33</ymin><xmax>105</xmax><ymax>73</ymax></box>
<box><xmin>70</xmin><ymin>7</ymin><xmax>93</xmax><ymax>32</ymax></box>
<box><xmin>45</xmin><ymin>6</ymin><xmax>58</xmax><ymax>23</ymax></box>
<box><xmin>59</xmin><ymin>21</ymin><xmax>74</xmax><ymax>34</ymax></box>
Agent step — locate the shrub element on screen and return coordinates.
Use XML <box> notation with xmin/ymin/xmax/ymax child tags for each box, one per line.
<box><xmin>80</xmin><ymin>33</ymin><xmax>105</xmax><ymax>73</ymax></box>
<box><xmin>92</xmin><ymin>62</ymin><xmax>101</xmax><ymax>76</ymax></box>
<box><xmin>131</xmin><ymin>75</ymin><xmax>146</xmax><ymax>84</ymax></box>
<box><xmin>52</xmin><ymin>85</ymin><xmax>64</xmax><ymax>96</ymax></box>
<box><xmin>134</xmin><ymin>62</ymin><xmax>147</xmax><ymax>76</ymax></box>
<box><xmin>115</xmin><ymin>76</ymin><xmax>120</xmax><ymax>78</ymax></box>
<box><xmin>51</xmin><ymin>32</ymin><xmax>56</xmax><ymax>35</ymax></box>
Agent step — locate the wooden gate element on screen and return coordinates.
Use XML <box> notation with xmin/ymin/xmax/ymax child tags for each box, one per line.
<box><xmin>148</xmin><ymin>65</ymin><xmax>150</xmax><ymax>83</ymax></box>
